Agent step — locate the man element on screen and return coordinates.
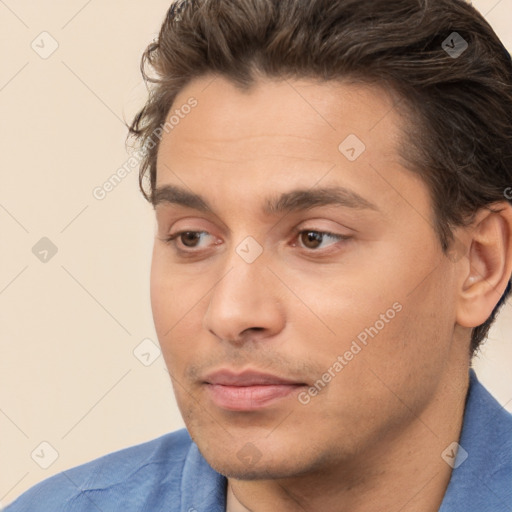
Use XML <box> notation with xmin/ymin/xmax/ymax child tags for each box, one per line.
<box><xmin>6</xmin><ymin>0</ymin><xmax>512</xmax><ymax>510</ymax></box>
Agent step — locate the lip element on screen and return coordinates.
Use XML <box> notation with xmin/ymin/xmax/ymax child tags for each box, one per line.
<box><xmin>203</xmin><ymin>369</ymin><xmax>307</xmax><ymax>411</ymax></box>
<box><xmin>203</xmin><ymin>369</ymin><xmax>305</xmax><ymax>386</ymax></box>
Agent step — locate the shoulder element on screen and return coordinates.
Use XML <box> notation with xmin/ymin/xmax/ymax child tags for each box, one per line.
<box><xmin>440</xmin><ymin>370</ymin><xmax>512</xmax><ymax>511</ymax></box>
<box><xmin>4</xmin><ymin>428</ymin><xmax>194</xmax><ymax>512</ymax></box>
<box><xmin>467</xmin><ymin>372</ymin><xmax>512</xmax><ymax>490</ymax></box>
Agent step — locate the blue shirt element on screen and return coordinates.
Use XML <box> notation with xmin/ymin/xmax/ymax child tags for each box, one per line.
<box><xmin>5</xmin><ymin>370</ymin><xmax>512</xmax><ymax>511</ymax></box>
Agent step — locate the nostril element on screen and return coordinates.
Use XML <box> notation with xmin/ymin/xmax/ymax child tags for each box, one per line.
<box><xmin>241</xmin><ymin>327</ymin><xmax>265</xmax><ymax>336</ymax></box>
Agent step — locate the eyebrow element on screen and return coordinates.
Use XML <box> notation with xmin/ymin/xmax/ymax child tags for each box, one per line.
<box><xmin>152</xmin><ymin>184</ymin><xmax>380</xmax><ymax>215</ymax></box>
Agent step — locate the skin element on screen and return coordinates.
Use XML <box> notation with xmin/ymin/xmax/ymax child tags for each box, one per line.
<box><xmin>150</xmin><ymin>75</ymin><xmax>512</xmax><ymax>512</ymax></box>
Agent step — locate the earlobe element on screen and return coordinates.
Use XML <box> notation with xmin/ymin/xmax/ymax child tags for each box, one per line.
<box><xmin>456</xmin><ymin>202</ymin><xmax>512</xmax><ymax>328</ymax></box>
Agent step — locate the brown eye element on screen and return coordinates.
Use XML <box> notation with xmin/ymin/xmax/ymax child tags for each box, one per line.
<box><xmin>295</xmin><ymin>229</ymin><xmax>349</xmax><ymax>252</ymax></box>
<box><xmin>300</xmin><ymin>231</ymin><xmax>323</xmax><ymax>249</ymax></box>
<box><xmin>164</xmin><ymin>230</ymin><xmax>213</xmax><ymax>252</ymax></box>
<box><xmin>180</xmin><ymin>231</ymin><xmax>202</xmax><ymax>247</ymax></box>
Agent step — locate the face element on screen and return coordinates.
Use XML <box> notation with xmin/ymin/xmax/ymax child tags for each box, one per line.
<box><xmin>150</xmin><ymin>75</ymin><xmax>462</xmax><ymax>479</ymax></box>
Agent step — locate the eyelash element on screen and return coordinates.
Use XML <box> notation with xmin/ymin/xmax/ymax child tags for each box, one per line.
<box><xmin>162</xmin><ymin>229</ymin><xmax>351</xmax><ymax>256</ymax></box>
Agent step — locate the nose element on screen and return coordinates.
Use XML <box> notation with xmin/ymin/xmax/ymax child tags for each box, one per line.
<box><xmin>202</xmin><ymin>250</ymin><xmax>286</xmax><ymax>345</ymax></box>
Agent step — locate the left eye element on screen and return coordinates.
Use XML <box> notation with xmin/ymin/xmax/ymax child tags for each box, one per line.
<box><xmin>294</xmin><ymin>230</ymin><xmax>348</xmax><ymax>250</ymax></box>
<box><xmin>165</xmin><ymin>231</ymin><xmax>214</xmax><ymax>249</ymax></box>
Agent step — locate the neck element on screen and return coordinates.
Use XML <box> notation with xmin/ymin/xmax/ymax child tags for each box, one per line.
<box><xmin>226</xmin><ymin>369</ymin><xmax>469</xmax><ymax>512</ymax></box>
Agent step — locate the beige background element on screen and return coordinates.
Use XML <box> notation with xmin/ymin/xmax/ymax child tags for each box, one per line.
<box><xmin>1</xmin><ymin>0</ymin><xmax>511</xmax><ymax>506</ymax></box>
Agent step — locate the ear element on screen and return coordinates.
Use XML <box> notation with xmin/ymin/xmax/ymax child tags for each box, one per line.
<box><xmin>456</xmin><ymin>201</ymin><xmax>512</xmax><ymax>328</ymax></box>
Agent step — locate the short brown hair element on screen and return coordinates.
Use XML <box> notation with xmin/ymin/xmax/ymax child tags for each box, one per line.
<box><xmin>129</xmin><ymin>0</ymin><xmax>512</xmax><ymax>355</ymax></box>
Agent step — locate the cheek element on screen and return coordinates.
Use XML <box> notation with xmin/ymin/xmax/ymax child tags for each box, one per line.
<box><xmin>294</xmin><ymin>244</ymin><xmax>454</xmax><ymax>383</ymax></box>
<box><xmin>150</xmin><ymin>251</ymin><xmax>185</xmax><ymax>356</ymax></box>
<box><xmin>149</xmin><ymin>250</ymin><xmax>171</xmax><ymax>334</ymax></box>
<box><xmin>150</xmin><ymin>249</ymin><xmax>208</xmax><ymax>372</ymax></box>
<box><xmin>286</xmin><ymin>267</ymin><xmax>396</xmax><ymax>354</ymax></box>
<box><xmin>150</xmin><ymin>248</ymin><xmax>194</xmax><ymax>328</ymax></box>
<box><xmin>282</xmin><ymin>240</ymin><xmax>414</xmax><ymax>349</ymax></box>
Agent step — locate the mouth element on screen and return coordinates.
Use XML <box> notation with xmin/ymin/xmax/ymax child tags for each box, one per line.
<box><xmin>203</xmin><ymin>369</ymin><xmax>308</xmax><ymax>411</ymax></box>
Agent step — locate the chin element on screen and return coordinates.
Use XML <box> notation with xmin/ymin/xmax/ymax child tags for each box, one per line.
<box><xmin>203</xmin><ymin>453</ymin><xmax>304</xmax><ymax>480</ymax></box>
<box><xmin>195</xmin><ymin>437</ymin><xmax>322</xmax><ymax>481</ymax></box>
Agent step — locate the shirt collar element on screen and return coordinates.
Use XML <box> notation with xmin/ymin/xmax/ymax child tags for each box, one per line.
<box><xmin>180</xmin><ymin>440</ymin><xmax>227</xmax><ymax>512</ymax></box>
<box><xmin>439</xmin><ymin>368</ymin><xmax>512</xmax><ymax>510</ymax></box>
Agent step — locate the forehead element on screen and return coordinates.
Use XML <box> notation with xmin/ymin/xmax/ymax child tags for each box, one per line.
<box><xmin>158</xmin><ymin>75</ymin><xmax>404</xmax><ymax>160</ymax></box>
<box><xmin>154</xmin><ymin>75</ymin><xmax>427</xmax><ymax>221</ymax></box>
